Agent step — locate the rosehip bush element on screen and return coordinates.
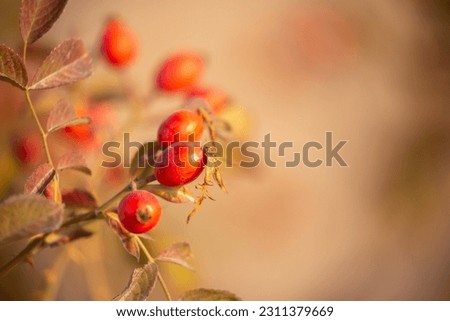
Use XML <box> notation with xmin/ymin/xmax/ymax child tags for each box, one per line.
<box><xmin>0</xmin><ymin>0</ymin><xmax>240</xmax><ymax>301</ymax></box>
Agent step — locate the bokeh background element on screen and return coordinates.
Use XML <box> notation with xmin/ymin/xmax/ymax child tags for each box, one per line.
<box><xmin>0</xmin><ymin>0</ymin><xmax>449</xmax><ymax>300</ymax></box>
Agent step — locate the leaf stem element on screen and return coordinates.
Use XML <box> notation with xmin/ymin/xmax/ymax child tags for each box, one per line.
<box><xmin>22</xmin><ymin>41</ymin><xmax>28</xmax><ymax>66</ymax></box>
<box><xmin>24</xmin><ymin>90</ymin><xmax>53</xmax><ymax>166</ymax></box>
<box><xmin>24</xmin><ymin>89</ymin><xmax>62</xmax><ymax>202</ymax></box>
<box><xmin>135</xmin><ymin>237</ymin><xmax>172</xmax><ymax>301</ymax></box>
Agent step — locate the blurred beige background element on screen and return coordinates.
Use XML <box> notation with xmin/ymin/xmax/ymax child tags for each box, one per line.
<box><xmin>0</xmin><ymin>0</ymin><xmax>449</xmax><ymax>300</ymax></box>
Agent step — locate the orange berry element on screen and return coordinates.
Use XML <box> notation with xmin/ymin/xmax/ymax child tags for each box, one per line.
<box><xmin>156</xmin><ymin>52</ymin><xmax>204</xmax><ymax>92</ymax></box>
<box><xmin>101</xmin><ymin>18</ymin><xmax>138</xmax><ymax>67</ymax></box>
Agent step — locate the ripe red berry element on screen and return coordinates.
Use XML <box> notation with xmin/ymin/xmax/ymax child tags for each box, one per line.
<box><xmin>156</xmin><ymin>52</ymin><xmax>204</xmax><ymax>92</ymax></box>
<box><xmin>118</xmin><ymin>190</ymin><xmax>161</xmax><ymax>234</ymax></box>
<box><xmin>157</xmin><ymin>109</ymin><xmax>204</xmax><ymax>147</ymax></box>
<box><xmin>186</xmin><ymin>86</ymin><xmax>228</xmax><ymax>114</ymax></box>
<box><xmin>154</xmin><ymin>143</ymin><xmax>205</xmax><ymax>187</ymax></box>
<box><xmin>101</xmin><ymin>18</ymin><xmax>137</xmax><ymax>67</ymax></box>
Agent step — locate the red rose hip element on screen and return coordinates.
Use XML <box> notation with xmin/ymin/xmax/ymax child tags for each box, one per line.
<box><xmin>154</xmin><ymin>143</ymin><xmax>205</xmax><ymax>187</ymax></box>
<box><xmin>118</xmin><ymin>190</ymin><xmax>161</xmax><ymax>234</ymax></box>
<box><xmin>156</xmin><ymin>52</ymin><xmax>204</xmax><ymax>92</ymax></box>
<box><xmin>157</xmin><ymin>109</ymin><xmax>204</xmax><ymax>147</ymax></box>
<box><xmin>101</xmin><ymin>18</ymin><xmax>137</xmax><ymax>67</ymax></box>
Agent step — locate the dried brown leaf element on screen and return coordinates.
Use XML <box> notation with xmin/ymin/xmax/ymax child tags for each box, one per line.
<box><xmin>113</xmin><ymin>262</ymin><xmax>158</xmax><ymax>301</ymax></box>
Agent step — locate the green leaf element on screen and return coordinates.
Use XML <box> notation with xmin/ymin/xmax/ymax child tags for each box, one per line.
<box><xmin>24</xmin><ymin>163</ymin><xmax>55</xmax><ymax>194</ymax></box>
<box><xmin>156</xmin><ymin>242</ymin><xmax>194</xmax><ymax>270</ymax></box>
<box><xmin>0</xmin><ymin>194</ymin><xmax>64</xmax><ymax>244</ymax></box>
<box><xmin>57</xmin><ymin>152</ymin><xmax>92</xmax><ymax>175</ymax></box>
<box><xmin>20</xmin><ymin>0</ymin><xmax>69</xmax><ymax>45</ymax></box>
<box><xmin>144</xmin><ymin>185</ymin><xmax>195</xmax><ymax>203</ymax></box>
<box><xmin>113</xmin><ymin>262</ymin><xmax>158</xmax><ymax>301</ymax></box>
<box><xmin>0</xmin><ymin>44</ymin><xmax>28</xmax><ymax>89</ymax></box>
<box><xmin>29</xmin><ymin>38</ymin><xmax>92</xmax><ymax>90</ymax></box>
<box><xmin>129</xmin><ymin>141</ymin><xmax>161</xmax><ymax>176</ymax></box>
<box><xmin>106</xmin><ymin>215</ymin><xmax>140</xmax><ymax>261</ymax></box>
<box><xmin>179</xmin><ymin>289</ymin><xmax>241</xmax><ymax>301</ymax></box>
<box><xmin>46</xmin><ymin>99</ymin><xmax>91</xmax><ymax>133</ymax></box>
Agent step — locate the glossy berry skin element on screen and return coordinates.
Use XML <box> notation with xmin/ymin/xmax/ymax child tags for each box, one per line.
<box><xmin>186</xmin><ymin>86</ymin><xmax>228</xmax><ymax>114</ymax></box>
<box><xmin>101</xmin><ymin>18</ymin><xmax>137</xmax><ymax>67</ymax></box>
<box><xmin>157</xmin><ymin>109</ymin><xmax>204</xmax><ymax>147</ymax></box>
<box><xmin>156</xmin><ymin>52</ymin><xmax>204</xmax><ymax>92</ymax></box>
<box><xmin>154</xmin><ymin>143</ymin><xmax>205</xmax><ymax>187</ymax></box>
<box><xmin>118</xmin><ymin>191</ymin><xmax>161</xmax><ymax>234</ymax></box>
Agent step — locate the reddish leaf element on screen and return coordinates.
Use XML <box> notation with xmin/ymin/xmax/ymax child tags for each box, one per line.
<box><xmin>24</xmin><ymin>163</ymin><xmax>55</xmax><ymax>194</ymax></box>
<box><xmin>20</xmin><ymin>0</ymin><xmax>69</xmax><ymax>45</ymax></box>
<box><xmin>57</xmin><ymin>152</ymin><xmax>91</xmax><ymax>175</ymax></box>
<box><xmin>106</xmin><ymin>216</ymin><xmax>140</xmax><ymax>261</ymax></box>
<box><xmin>46</xmin><ymin>99</ymin><xmax>91</xmax><ymax>133</ymax></box>
<box><xmin>0</xmin><ymin>44</ymin><xmax>28</xmax><ymax>89</ymax></box>
<box><xmin>29</xmin><ymin>39</ymin><xmax>93</xmax><ymax>90</ymax></box>
<box><xmin>62</xmin><ymin>189</ymin><xmax>97</xmax><ymax>209</ymax></box>
<box><xmin>114</xmin><ymin>262</ymin><xmax>158</xmax><ymax>301</ymax></box>
<box><xmin>157</xmin><ymin>242</ymin><xmax>194</xmax><ymax>270</ymax></box>
<box><xmin>179</xmin><ymin>289</ymin><xmax>240</xmax><ymax>301</ymax></box>
<box><xmin>0</xmin><ymin>194</ymin><xmax>64</xmax><ymax>244</ymax></box>
<box><xmin>46</xmin><ymin>228</ymin><xmax>93</xmax><ymax>247</ymax></box>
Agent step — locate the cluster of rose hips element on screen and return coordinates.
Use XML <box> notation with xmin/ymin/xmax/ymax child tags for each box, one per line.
<box><xmin>100</xmin><ymin>17</ymin><xmax>228</xmax><ymax>112</ymax></box>
<box><xmin>119</xmin><ymin>107</ymin><xmax>206</xmax><ymax>234</ymax></box>
<box><xmin>8</xmin><ymin>17</ymin><xmax>225</xmax><ymax>235</ymax></box>
<box><xmin>99</xmin><ymin>18</ymin><xmax>223</xmax><ymax>234</ymax></box>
